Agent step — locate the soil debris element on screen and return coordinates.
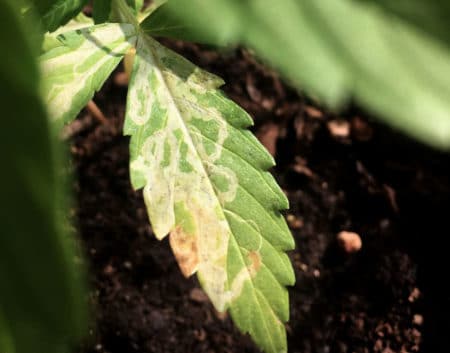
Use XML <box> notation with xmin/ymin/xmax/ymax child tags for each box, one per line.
<box><xmin>337</xmin><ymin>231</ymin><xmax>363</xmax><ymax>253</ymax></box>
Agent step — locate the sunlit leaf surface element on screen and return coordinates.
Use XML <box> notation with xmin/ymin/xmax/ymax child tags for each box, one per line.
<box><xmin>124</xmin><ymin>32</ymin><xmax>295</xmax><ymax>353</ymax></box>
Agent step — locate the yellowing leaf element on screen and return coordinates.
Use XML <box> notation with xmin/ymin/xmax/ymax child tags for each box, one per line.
<box><xmin>40</xmin><ymin>23</ymin><xmax>137</xmax><ymax>126</ymax></box>
<box><xmin>124</xmin><ymin>33</ymin><xmax>295</xmax><ymax>353</ymax></box>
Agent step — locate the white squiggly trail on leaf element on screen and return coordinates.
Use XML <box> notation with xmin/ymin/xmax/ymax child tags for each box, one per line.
<box><xmin>40</xmin><ymin>23</ymin><xmax>137</xmax><ymax>125</ymax></box>
<box><xmin>124</xmin><ymin>32</ymin><xmax>295</xmax><ymax>353</ymax></box>
<box><xmin>125</xmin><ymin>35</ymin><xmax>233</xmax><ymax>310</ymax></box>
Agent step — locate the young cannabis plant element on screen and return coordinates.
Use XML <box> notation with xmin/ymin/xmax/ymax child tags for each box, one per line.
<box><xmin>39</xmin><ymin>1</ymin><xmax>295</xmax><ymax>352</ymax></box>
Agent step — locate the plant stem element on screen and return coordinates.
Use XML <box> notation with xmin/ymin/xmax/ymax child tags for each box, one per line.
<box><xmin>86</xmin><ymin>100</ymin><xmax>108</xmax><ymax>124</ymax></box>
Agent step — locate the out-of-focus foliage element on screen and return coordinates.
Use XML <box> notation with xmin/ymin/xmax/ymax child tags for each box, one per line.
<box><xmin>143</xmin><ymin>0</ymin><xmax>450</xmax><ymax>149</ymax></box>
<box><xmin>92</xmin><ymin>0</ymin><xmax>143</xmax><ymax>23</ymax></box>
<box><xmin>93</xmin><ymin>0</ymin><xmax>112</xmax><ymax>23</ymax></box>
<box><xmin>27</xmin><ymin>0</ymin><xmax>89</xmax><ymax>32</ymax></box>
<box><xmin>0</xmin><ymin>1</ymin><xmax>87</xmax><ymax>352</ymax></box>
<box><xmin>361</xmin><ymin>0</ymin><xmax>450</xmax><ymax>48</ymax></box>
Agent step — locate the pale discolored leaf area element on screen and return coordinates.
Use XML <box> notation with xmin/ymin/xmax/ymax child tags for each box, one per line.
<box><xmin>124</xmin><ymin>33</ymin><xmax>295</xmax><ymax>353</ymax></box>
<box><xmin>40</xmin><ymin>23</ymin><xmax>137</xmax><ymax>127</ymax></box>
<box><xmin>42</xmin><ymin>13</ymin><xmax>93</xmax><ymax>53</ymax></box>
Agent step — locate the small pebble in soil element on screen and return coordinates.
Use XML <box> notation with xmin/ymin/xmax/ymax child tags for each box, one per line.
<box><xmin>413</xmin><ymin>314</ymin><xmax>424</xmax><ymax>326</ymax></box>
<box><xmin>327</xmin><ymin>119</ymin><xmax>350</xmax><ymax>138</ymax></box>
<box><xmin>103</xmin><ymin>264</ymin><xmax>115</xmax><ymax>275</ymax></box>
<box><xmin>408</xmin><ymin>288</ymin><xmax>421</xmax><ymax>303</ymax></box>
<box><xmin>286</xmin><ymin>214</ymin><xmax>304</xmax><ymax>229</ymax></box>
<box><xmin>337</xmin><ymin>231</ymin><xmax>362</xmax><ymax>253</ymax></box>
<box><xmin>304</xmin><ymin>105</ymin><xmax>323</xmax><ymax>119</ymax></box>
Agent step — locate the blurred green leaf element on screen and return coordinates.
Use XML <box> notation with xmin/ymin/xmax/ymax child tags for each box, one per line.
<box><xmin>93</xmin><ymin>0</ymin><xmax>111</xmax><ymax>23</ymax></box>
<box><xmin>141</xmin><ymin>2</ymin><xmax>198</xmax><ymax>41</ymax></box>
<box><xmin>93</xmin><ymin>0</ymin><xmax>143</xmax><ymax>24</ymax></box>
<box><xmin>0</xmin><ymin>312</ymin><xmax>15</xmax><ymax>353</ymax></box>
<box><xmin>141</xmin><ymin>1</ymin><xmax>235</xmax><ymax>44</ymax></box>
<box><xmin>29</xmin><ymin>0</ymin><xmax>89</xmax><ymax>32</ymax></box>
<box><xmin>361</xmin><ymin>0</ymin><xmax>450</xmax><ymax>48</ymax></box>
<box><xmin>25</xmin><ymin>0</ymin><xmax>56</xmax><ymax>16</ymax></box>
<box><xmin>0</xmin><ymin>1</ymin><xmax>87</xmax><ymax>352</ymax></box>
<box><xmin>159</xmin><ymin>0</ymin><xmax>450</xmax><ymax>149</ymax></box>
<box><xmin>137</xmin><ymin>0</ymin><xmax>167</xmax><ymax>23</ymax></box>
<box><xmin>126</xmin><ymin>0</ymin><xmax>143</xmax><ymax>14</ymax></box>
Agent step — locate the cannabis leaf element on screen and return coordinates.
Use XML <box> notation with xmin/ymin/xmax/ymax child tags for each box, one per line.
<box><xmin>27</xmin><ymin>0</ymin><xmax>89</xmax><ymax>33</ymax></box>
<box><xmin>124</xmin><ymin>33</ymin><xmax>295</xmax><ymax>353</ymax></box>
<box><xmin>93</xmin><ymin>0</ymin><xmax>112</xmax><ymax>23</ymax></box>
<box><xmin>93</xmin><ymin>0</ymin><xmax>143</xmax><ymax>23</ymax></box>
<box><xmin>42</xmin><ymin>13</ymin><xmax>93</xmax><ymax>52</ymax></box>
<box><xmin>126</xmin><ymin>0</ymin><xmax>144</xmax><ymax>14</ymax></box>
<box><xmin>1</xmin><ymin>0</ymin><xmax>87</xmax><ymax>352</ymax></box>
<box><xmin>149</xmin><ymin>0</ymin><xmax>450</xmax><ymax>149</ymax></box>
<box><xmin>362</xmin><ymin>0</ymin><xmax>450</xmax><ymax>47</ymax></box>
<box><xmin>40</xmin><ymin>23</ymin><xmax>137</xmax><ymax>127</ymax></box>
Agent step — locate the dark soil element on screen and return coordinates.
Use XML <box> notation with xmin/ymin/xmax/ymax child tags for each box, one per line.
<box><xmin>72</xmin><ymin>40</ymin><xmax>450</xmax><ymax>353</ymax></box>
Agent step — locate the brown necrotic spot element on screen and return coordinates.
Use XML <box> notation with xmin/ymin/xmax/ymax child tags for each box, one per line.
<box><xmin>169</xmin><ymin>226</ymin><xmax>199</xmax><ymax>277</ymax></box>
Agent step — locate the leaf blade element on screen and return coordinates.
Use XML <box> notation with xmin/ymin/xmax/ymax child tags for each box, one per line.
<box><xmin>361</xmin><ymin>0</ymin><xmax>450</xmax><ymax>48</ymax></box>
<box><xmin>42</xmin><ymin>12</ymin><xmax>93</xmax><ymax>52</ymax></box>
<box><xmin>40</xmin><ymin>23</ymin><xmax>137</xmax><ymax>126</ymax></box>
<box><xmin>125</xmin><ymin>34</ymin><xmax>294</xmax><ymax>353</ymax></box>
<box><xmin>92</xmin><ymin>0</ymin><xmax>112</xmax><ymax>24</ymax></box>
<box><xmin>29</xmin><ymin>0</ymin><xmax>89</xmax><ymax>33</ymax></box>
<box><xmin>160</xmin><ymin>0</ymin><xmax>450</xmax><ymax>149</ymax></box>
<box><xmin>0</xmin><ymin>1</ymin><xmax>87</xmax><ymax>352</ymax></box>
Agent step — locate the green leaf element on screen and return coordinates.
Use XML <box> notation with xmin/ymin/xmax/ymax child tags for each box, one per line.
<box><xmin>126</xmin><ymin>0</ymin><xmax>144</xmax><ymax>14</ymax></box>
<box><xmin>138</xmin><ymin>0</ymin><xmax>167</xmax><ymax>23</ymax></box>
<box><xmin>140</xmin><ymin>0</ymin><xmax>235</xmax><ymax>44</ymax></box>
<box><xmin>0</xmin><ymin>0</ymin><xmax>87</xmax><ymax>352</ymax></box>
<box><xmin>124</xmin><ymin>33</ymin><xmax>295</xmax><ymax>353</ymax></box>
<box><xmin>161</xmin><ymin>0</ymin><xmax>450</xmax><ymax>149</ymax></box>
<box><xmin>361</xmin><ymin>0</ymin><xmax>450</xmax><ymax>48</ymax></box>
<box><xmin>140</xmin><ymin>2</ymin><xmax>200</xmax><ymax>41</ymax></box>
<box><xmin>93</xmin><ymin>0</ymin><xmax>144</xmax><ymax>24</ymax></box>
<box><xmin>40</xmin><ymin>23</ymin><xmax>137</xmax><ymax>127</ymax></box>
<box><xmin>93</xmin><ymin>0</ymin><xmax>112</xmax><ymax>24</ymax></box>
<box><xmin>29</xmin><ymin>0</ymin><xmax>89</xmax><ymax>33</ymax></box>
<box><xmin>0</xmin><ymin>311</ymin><xmax>15</xmax><ymax>353</ymax></box>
